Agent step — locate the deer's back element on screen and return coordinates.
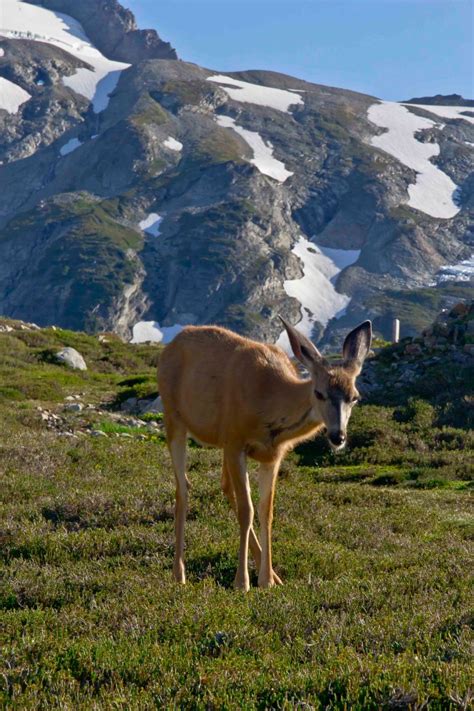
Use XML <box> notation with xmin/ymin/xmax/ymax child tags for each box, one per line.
<box><xmin>158</xmin><ymin>325</ymin><xmax>296</xmax><ymax>446</ymax></box>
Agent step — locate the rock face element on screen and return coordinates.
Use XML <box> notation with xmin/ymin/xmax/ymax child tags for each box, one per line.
<box><xmin>0</xmin><ymin>0</ymin><xmax>472</xmax><ymax>347</ymax></box>
<box><xmin>28</xmin><ymin>0</ymin><xmax>178</xmax><ymax>62</ymax></box>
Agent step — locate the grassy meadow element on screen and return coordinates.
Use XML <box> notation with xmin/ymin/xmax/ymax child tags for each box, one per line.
<box><xmin>0</xmin><ymin>321</ymin><xmax>472</xmax><ymax>709</ymax></box>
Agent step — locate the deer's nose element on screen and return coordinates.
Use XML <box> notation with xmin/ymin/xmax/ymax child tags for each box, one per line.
<box><xmin>329</xmin><ymin>431</ymin><xmax>346</xmax><ymax>447</ymax></box>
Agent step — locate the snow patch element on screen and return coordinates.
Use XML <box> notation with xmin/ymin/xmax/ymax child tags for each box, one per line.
<box><xmin>163</xmin><ymin>136</ymin><xmax>183</xmax><ymax>152</ymax></box>
<box><xmin>276</xmin><ymin>237</ymin><xmax>360</xmax><ymax>351</ymax></box>
<box><xmin>0</xmin><ymin>48</ymin><xmax>5</xmax><ymax>57</ymax></box>
<box><xmin>403</xmin><ymin>104</ymin><xmax>474</xmax><ymax>126</ymax></box>
<box><xmin>139</xmin><ymin>213</ymin><xmax>162</xmax><ymax>237</ymax></box>
<box><xmin>436</xmin><ymin>254</ymin><xmax>474</xmax><ymax>283</ymax></box>
<box><xmin>367</xmin><ymin>101</ymin><xmax>460</xmax><ymax>219</ymax></box>
<box><xmin>216</xmin><ymin>115</ymin><xmax>293</xmax><ymax>182</ymax></box>
<box><xmin>60</xmin><ymin>137</ymin><xmax>82</xmax><ymax>156</ymax></box>
<box><xmin>131</xmin><ymin>321</ymin><xmax>183</xmax><ymax>344</ymax></box>
<box><xmin>1</xmin><ymin>0</ymin><xmax>130</xmax><ymax>112</ymax></box>
<box><xmin>207</xmin><ymin>74</ymin><xmax>303</xmax><ymax>113</ymax></box>
<box><xmin>319</xmin><ymin>246</ymin><xmax>362</xmax><ymax>273</ymax></box>
<box><xmin>0</xmin><ymin>76</ymin><xmax>30</xmax><ymax>113</ymax></box>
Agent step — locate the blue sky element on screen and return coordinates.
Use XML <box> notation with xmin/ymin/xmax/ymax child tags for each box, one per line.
<box><xmin>126</xmin><ymin>0</ymin><xmax>473</xmax><ymax>101</ymax></box>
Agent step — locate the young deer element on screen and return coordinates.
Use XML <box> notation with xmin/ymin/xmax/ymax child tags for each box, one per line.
<box><xmin>158</xmin><ymin>317</ymin><xmax>372</xmax><ymax>591</ymax></box>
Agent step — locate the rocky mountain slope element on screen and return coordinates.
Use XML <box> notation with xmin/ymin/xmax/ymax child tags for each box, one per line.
<box><xmin>0</xmin><ymin>0</ymin><xmax>472</xmax><ymax>348</ymax></box>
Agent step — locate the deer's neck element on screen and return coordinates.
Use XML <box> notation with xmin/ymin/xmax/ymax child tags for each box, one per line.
<box><xmin>267</xmin><ymin>378</ymin><xmax>317</xmax><ymax>444</ymax></box>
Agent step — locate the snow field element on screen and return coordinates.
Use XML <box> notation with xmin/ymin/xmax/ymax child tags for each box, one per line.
<box><xmin>436</xmin><ymin>255</ymin><xmax>474</xmax><ymax>283</ymax></box>
<box><xmin>207</xmin><ymin>74</ymin><xmax>304</xmax><ymax>113</ymax></box>
<box><xmin>139</xmin><ymin>213</ymin><xmax>163</xmax><ymax>237</ymax></box>
<box><xmin>131</xmin><ymin>321</ymin><xmax>183</xmax><ymax>344</ymax></box>
<box><xmin>216</xmin><ymin>115</ymin><xmax>293</xmax><ymax>182</ymax></box>
<box><xmin>163</xmin><ymin>136</ymin><xmax>183</xmax><ymax>152</ymax></box>
<box><xmin>276</xmin><ymin>237</ymin><xmax>360</xmax><ymax>351</ymax></box>
<box><xmin>1</xmin><ymin>0</ymin><xmax>129</xmax><ymax>112</ymax></box>
<box><xmin>367</xmin><ymin>101</ymin><xmax>461</xmax><ymax>219</ymax></box>
<box><xmin>0</xmin><ymin>76</ymin><xmax>30</xmax><ymax>113</ymax></box>
<box><xmin>60</xmin><ymin>137</ymin><xmax>82</xmax><ymax>156</ymax></box>
<box><xmin>404</xmin><ymin>104</ymin><xmax>474</xmax><ymax>126</ymax></box>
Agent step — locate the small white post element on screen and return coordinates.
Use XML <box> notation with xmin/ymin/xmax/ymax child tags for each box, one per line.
<box><xmin>391</xmin><ymin>318</ymin><xmax>400</xmax><ymax>344</ymax></box>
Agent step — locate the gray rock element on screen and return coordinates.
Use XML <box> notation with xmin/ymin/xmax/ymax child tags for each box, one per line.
<box><xmin>120</xmin><ymin>397</ymin><xmax>138</xmax><ymax>413</ymax></box>
<box><xmin>64</xmin><ymin>402</ymin><xmax>84</xmax><ymax>412</ymax></box>
<box><xmin>55</xmin><ymin>347</ymin><xmax>87</xmax><ymax>371</ymax></box>
<box><xmin>139</xmin><ymin>396</ymin><xmax>163</xmax><ymax>414</ymax></box>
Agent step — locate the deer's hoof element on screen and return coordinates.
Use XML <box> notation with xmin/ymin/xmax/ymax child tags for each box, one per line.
<box><xmin>259</xmin><ymin>570</ymin><xmax>283</xmax><ymax>587</ymax></box>
<box><xmin>273</xmin><ymin>570</ymin><xmax>284</xmax><ymax>586</ymax></box>
<box><xmin>233</xmin><ymin>574</ymin><xmax>250</xmax><ymax>592</ymax></box>
<box><xmin>173</xmin><ymin>562</ymin><xmax>186</xmax><ymax>584</ymax></box>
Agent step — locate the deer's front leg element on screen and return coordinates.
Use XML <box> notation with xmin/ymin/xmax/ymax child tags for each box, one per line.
<box><xmin>257</xmin><ymin>460</ymin><xmax>281</xmax><ymax>588</ymax></box>
<box><xmin>225</xmin><ymin>448</ymin><xmax>253</xmax><ymax>592</ymax></box>
<box><xmin>222</xmin><ymin>457</ymin><xmax>262</xmax><ymax>571</ymax></box>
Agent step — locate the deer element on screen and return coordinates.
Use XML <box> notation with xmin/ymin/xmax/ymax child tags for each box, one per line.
<box><xmin>158</xmin><ymin>317</ymin><xmax>372</xmax><ymax>591</ymax></box>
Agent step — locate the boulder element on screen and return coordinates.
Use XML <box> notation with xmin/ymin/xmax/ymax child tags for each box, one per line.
<box><xmin>449</xmin><ymin>303</ymin><xmax>469</xmax><ymax>318</ymax></box>
<box><xmin>64</xmin><ymin>402</ymin><xmax>84</xmax><ymax>412</ymax></box>
<box><xmin>55</xmin><ymin>347</ymin><xmax>87</xmax><ymax>371</ymax></box>
<box><xmin>404</xmin><ymin>343</ymin><xmax>422</xmax><ymax>356</ymax></box>
<box><xmin>140</xmin><ymin>396</ymin><xmax>163</xmax><ymax>414</ymax></box>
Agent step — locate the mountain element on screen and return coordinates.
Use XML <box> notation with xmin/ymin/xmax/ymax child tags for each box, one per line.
<box><xmin>403</xmin><ymin>94</ymin><xmax>474</xmax><ymax>107</ymax></box>
<box><xmin>0</xmin><ymin>0</ymin><xmax>472</xmax><ymax>349</ymax></box>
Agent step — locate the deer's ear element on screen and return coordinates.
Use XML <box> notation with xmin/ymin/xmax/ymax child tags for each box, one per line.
<box><xmin>279</xmin><ymin>316</ymin><xmax>323</xmax><ymax>370</ymax></box>
<box><xmin>343</xmin><ymin>320</ymin><xmax>372</xmax><ymax>374</ymax></box>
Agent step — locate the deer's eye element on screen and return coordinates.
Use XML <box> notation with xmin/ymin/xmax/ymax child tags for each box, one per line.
<box><xmin>315</xmin><ymin>391</ymin><xmax>326</xmax><ymax>401</ymax></box>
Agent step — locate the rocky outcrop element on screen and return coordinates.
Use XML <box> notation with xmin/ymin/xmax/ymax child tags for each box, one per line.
<box><xmin>359</xmin><ymin>301</ymin><xmax>474</xmax><ymax>428</ymax></box>
<box><xmin>27</xmin><ymin>0</ymin><xmax>177</xmax><ymax>62</ymax></box>
<box><xmin>403</xmin><ymin>94</ymin><xmax>474</xmax><ymax>107</ymax></box>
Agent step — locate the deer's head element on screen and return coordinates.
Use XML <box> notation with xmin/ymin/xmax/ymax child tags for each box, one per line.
<box><xmin>280</xmin><ymin>318</ymin><xmax>372</xmax><ymax>451</ymax></box>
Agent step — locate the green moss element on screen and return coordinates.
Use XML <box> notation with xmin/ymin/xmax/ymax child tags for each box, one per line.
<box><xmin>0</xmin><ymin>197</ymin><xmax>145</xmax><ymax>332</ymax></box>
<box><xmin>196</xmin><ymin>126</ymin><xmax>246</xmax><ymax>164</ymax></box>
<box><xmin>161</xmin><ymin>80</ymin><xmax>206</xmax><ymax>106</ymax></box>
<box><xmin>129</xmin><ymin>94</ymin><xmax>169</xmax><ymax>128</ymax></box>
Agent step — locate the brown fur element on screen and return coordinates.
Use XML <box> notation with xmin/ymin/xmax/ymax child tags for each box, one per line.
<box><xmin>158</xmin><ymin>322</ymin><xmax>369</xmax><ymax>590</ymax></box>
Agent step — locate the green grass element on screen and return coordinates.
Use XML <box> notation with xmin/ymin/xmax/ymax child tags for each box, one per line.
<box><xmin>0</xmin><ymin>322</ymin><xmax>473</xmax><ymax>709</ymax></box>
<box><xmin>195</xmin><ymin>126</ymin><xmax>247</xmax><ymax>165</ymax></box>
<box><xmin>129</xmin><ymin>95</ymin><xmax>170</xmax><ymax>129</ymax></box>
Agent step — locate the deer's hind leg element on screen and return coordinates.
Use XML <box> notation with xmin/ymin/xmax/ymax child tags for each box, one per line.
<box><xmin>165</xmin><ymin>412</ymin><xmax>189</xmax><ymax>584</ymax></box>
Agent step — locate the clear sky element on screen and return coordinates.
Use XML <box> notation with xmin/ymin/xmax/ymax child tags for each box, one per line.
<box><xmin>126</xmin><ymin>0</ymin><xmax>473</xmax><ymax>101</ymax></box>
